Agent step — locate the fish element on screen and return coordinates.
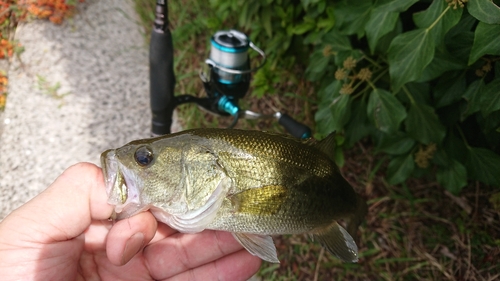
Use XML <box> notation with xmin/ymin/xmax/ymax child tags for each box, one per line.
<box><xmin>101</xmin><ymin>128</ymin><xmax>367</xmax><ymax>263</ymax></box>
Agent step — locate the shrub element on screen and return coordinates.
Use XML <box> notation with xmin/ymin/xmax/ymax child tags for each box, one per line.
<box><xmin>211</xmin><ymin>0</ymin><xmax>500</xmax><ymax>193</ymax></box>
<box><xmin>311</xmin><ymin>0</ymin><xmax>500</xmax><ymax>193</ymax></box>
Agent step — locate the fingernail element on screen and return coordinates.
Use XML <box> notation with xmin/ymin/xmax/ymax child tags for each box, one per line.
<box><xmin>121</xmin><ymin>232</ymin><xmax>144</xmax><ymax>265</ymax></box>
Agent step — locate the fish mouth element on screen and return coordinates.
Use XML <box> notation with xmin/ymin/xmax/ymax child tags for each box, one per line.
<box><xmin>101</xmin><ymin>149</ymin><xmax>146</xmax><ymax>220</ymax></box>
<box><xmin>101</xmin><ymin>149</ymin><xmax>126</xmax><ymax>206</ymax></box>
<box><xmin>101</xmin><ymin>149</ymin><xmax>118</xmax><ymax>198</ymax></box>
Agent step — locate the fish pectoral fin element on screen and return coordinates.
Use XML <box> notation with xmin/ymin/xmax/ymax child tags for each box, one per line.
<box><xmin>232</xmin><ymin>233</ymin><xmax>279</xmax><ymax>263</ymax></box>
<box><xmin>169</xmin><ymin>177</ymin><xmax>230</xmax><ymax>233</ymax></box>
<box><xmin>312</xmin><ymin>221</ymin><xmax>359</xmax><ymax>263</ymax></box>
<box><xmin>231</xmin><ymin>185</ymin><xmax>287</xmax><ymax>215</ymax></box>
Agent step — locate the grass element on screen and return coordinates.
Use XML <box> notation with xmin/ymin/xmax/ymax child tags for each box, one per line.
<box><xmin>133</xmin><ymin>1</ymin><xmax>500</xmax><ymax>280</ymax></box>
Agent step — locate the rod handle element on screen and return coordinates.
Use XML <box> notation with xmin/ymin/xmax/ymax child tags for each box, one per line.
<box><xmin>149</xmin><ymin>2</ymin><xmax>176</xmax><ymax>136</ymax></box>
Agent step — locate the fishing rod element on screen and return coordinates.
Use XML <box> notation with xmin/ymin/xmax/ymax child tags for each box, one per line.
<box><xmin>149</xmin><ymin>0</ymin><xmax>311</xmax><ymax>139</ymax></box>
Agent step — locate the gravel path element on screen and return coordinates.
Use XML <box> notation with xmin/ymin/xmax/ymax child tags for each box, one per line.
<box><xmin>0</xmin><ymin>0</ymin><xmax>161</xmax><ymax>219</ymax></box>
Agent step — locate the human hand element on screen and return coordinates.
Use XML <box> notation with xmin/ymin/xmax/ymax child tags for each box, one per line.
<box><xmin>0</xmin><ymin>163</ymin><xmax>261</xmax><ymax>281</ymax></box>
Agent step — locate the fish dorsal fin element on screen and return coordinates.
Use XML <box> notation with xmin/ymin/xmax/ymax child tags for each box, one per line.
<box><xmin>313</xmin><ymin>132</ymin><xmax>336</xmax><ymax>161</ymax></box>
<box><xmin>233</xmin><ymin>233</ymin><xmax>280</xmax><ymax>263</ymax></box>
<box><xmin>312</xmin><ymin>221</ymin><xmax>358</xmax><ymax>263</ymax></box>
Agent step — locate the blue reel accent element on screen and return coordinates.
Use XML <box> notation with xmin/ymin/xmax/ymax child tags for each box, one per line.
<box><xmin>301</xmin><ymin>131</ymin><xmax>311</xmax><ymax>139</ymax></box>
<box><xmin>217</xmin><ymin>75</ymin><xmax>242</xmax><ymax>85</ymax></box>
<box><xmin>218</xmin><ymin>96</ymin><xmax>239</xmax><ymax>115</ymax></box>
<box><xmin>211</xmin><ymin>39</ymin><xmax>248</xmax><ymax>53</ymax></box>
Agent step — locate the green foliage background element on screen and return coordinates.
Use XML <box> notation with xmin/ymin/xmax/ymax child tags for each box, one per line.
<box><xmin>209</xmin><ymin>0</ymin><xmax>500</xmax><ymax>194</ymax></box>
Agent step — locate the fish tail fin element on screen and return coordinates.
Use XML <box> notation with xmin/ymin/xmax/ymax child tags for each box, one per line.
<box><xmin>346</xmin><ymin>194</ymin><xmax>368</xmax><ymax>240</ymax></box>
<box><xmin>312</xmin><ymin>221</ymin><xmax>358</xmax><ymax>263</ymax></box>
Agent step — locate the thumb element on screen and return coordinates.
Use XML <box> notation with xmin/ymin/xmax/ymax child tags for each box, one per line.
<box><xmin>0</xmin><ymin>162</ymin><xmax>114</xmax><ymax>243</ymax></box>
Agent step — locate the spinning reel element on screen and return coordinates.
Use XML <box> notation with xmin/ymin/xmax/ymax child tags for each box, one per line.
<box><xmin>200</xmin><ymin>30</ymin><xmax>265</xmax><ymax>119</ymax></box>
<box><xmin>149</xmin><ymin>0</ymin><xmax>311</xmax><ymax>139</ymax></box>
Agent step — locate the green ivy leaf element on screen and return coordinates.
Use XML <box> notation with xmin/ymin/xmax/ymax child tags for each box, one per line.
<box><xmin>388</xmin><ymin>29</ymin><xmax>434</xmax><ymax>92</ymax></box>
<box><xmin>436</xmin><ymin>160</ymin><xmax>467</xmax><ymax>195</ymax></box>
<box><xmin>462</xmin><ymin>79</ymin><xmax>485</xmax><ymax>119</ymax></box>
<box><xmin>365</xmin><ymin>0</ymin><xmax>419</xmax><ymax>53</ymax></box>
<box><xmin>469</xmin><ymin>22</ymin><xmax>500</xmax><ymax>65</ymax></box>
<box><xmin>480</xmin><ymin>77</ymin><xmax>500</xmax><ymax>117</ymax></box>
<box><xmin>466</xmin><ymin>147</ymin><xmax>500</xmax><ymax>186</ymax></box>
<box><xmin>334</xmin><ymin>0</ymin><xmax>373</xmax><ymax>37</ymax></box>
<box><xmin>467</xmin><ymin>0</ymin><xmax>500</xmax><ymax>24</ymax></box>
<box><xmin>432</xmin><ymin>148</ymin><xmax>450</xmax><ymax>166</ymax></box>
<box><xmin>405</xmin><ymin>102</ymin><xmax>446</xmax><ymax>144</ymax></box>
<box><xmin>345</xmin><ymin>99</ymin><xmax>373</xmax><ymax>146</ymax></box>
<box><xmin>329</xmin><ymin>94</ymin><xmax>352</xmax><ymax>131</ymax></box>
<box><xmin>367</xmin><ymin>88</ymin><xmax>407</xmax><ymax>133</ymax></box>
<box><xmin>414</xmin><ymin>0</ymin><xmax>462</xmax><ymax>43</ymax></box>
<box><xmin>315</xmin><ymin>95</ymin><xmax>352</xmax><ymax>134</ymax></box>
<box><xmin>365</xmin><ymin>11</ymin><xmax>398</xmax><ymax>54</ymax></box>
<box><xmin>445</xmin><ymin>30</ymin><xmax>475</xmax><ymax>61</ymax></box>
<box><xmin>306</xmin><ymin>51</ymin><xmax>330</xmax><ymax>74</ymax></box>
<box><xmin>444</xmin><ymin>13</ymin><xmax>476</xmax><ymax>62</ymax></box>
<box><xmin>303</xmin><ymin>29</ymin><xmax>328</xmax><ymax>45</ymax></box>
<box><xmin>376</xmin><ymin>132</ymin><xmax>416</xmax><ymax>155</ymax></box>
<box><xmin>405</xmin><ymin>82</ymin><xmax>431</xmax><ymax>105</ymax></box>
<box><xmin>373</xmin><ymin>0</ymin><xmax>418</xmax><ymax>12</ymax></box>
<box><xmin>434</xmin><ymin>72</ymin><xmax>466</xmax><ymax>108</ymax></box>
<box><xmin>417</xmin><ymin>46</ymin><xmax>466</xmax><ymax>82</ymax></box>
<box><xmin>315</xmin><ymin>81</ymin><xmax>352</xmax><ymax>134</ymax></box>
<box><xmin>374</xmin><ymin>18</ymin><xmax>403</xmax><ymax>55</ymax></box>
<box><xmin>318</xmin><ymin>79</ymin><xmax>341</xmax><ymax>100</ymax></box>
<box><xmin>477</xmin><ymin>109</ymin><xmax>500</xmax><ymax>136</ymax></box>
<box><xmin>316</xmin><ymin>105</ymin><xmax>337</xmax><ymax>135</ymax></box>
<box><xmin>442</xmin><ymin>132</ymin><xmax>469</xmax><ymax>164</ymax></box>
<box><xmin>322</xmin><ymin>29</ymin><xmax>352</xmax><ymax>51</ymax></box>
<box><xmin>387</xmin><ymin>153</ymin><xmax>415</xmax><ymax>185</ymax></box>
<box><xmin>413</xmin><ymin>1</ymin><xmax>448</xmax><ymax>28</ymax></box>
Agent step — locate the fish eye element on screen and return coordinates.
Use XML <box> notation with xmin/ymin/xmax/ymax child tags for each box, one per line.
<box><xmin>134</xmin><ymin>146</ymin><xmax>154</xmax><ymax>167</ymax></box>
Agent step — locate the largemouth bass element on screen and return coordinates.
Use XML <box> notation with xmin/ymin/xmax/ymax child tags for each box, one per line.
<box><xmin>101</xmin><ymin>128</ymin><xmax>366</xmax><ymax>263</ymax></box>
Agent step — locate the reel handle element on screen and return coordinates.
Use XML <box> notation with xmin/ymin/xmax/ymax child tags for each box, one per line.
<box><xmin>278</xmin><ymin>113</ymin><xmax>312</xmax><ymax>139</ymax></box>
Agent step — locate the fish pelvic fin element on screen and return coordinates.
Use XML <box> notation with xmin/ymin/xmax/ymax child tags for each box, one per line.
<box><xmin>312</xmin><ymin>221</ymin><xmax>358</xmax><ymax>263</ymax></box>
<box><xmin>232</xmin><ymin>233</ymin><xmax>280</xmax><ymax>263</ymax></box>
<box><xmin>313</xmin><ymin>132</ymin><xmax>336</xmax><ymax>161</ymax></box>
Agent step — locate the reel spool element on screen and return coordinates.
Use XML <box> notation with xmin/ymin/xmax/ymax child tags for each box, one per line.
<box><xmin>202</xmin><ymin>30</ymin><xmax>266</xmax><ymax>117</ymax></box>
